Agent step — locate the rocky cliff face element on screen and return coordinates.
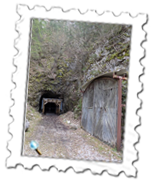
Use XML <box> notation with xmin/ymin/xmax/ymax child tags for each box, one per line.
<box><xmin>83</xmin><ymin>25</ymin><xmax>131</xmax><ymax>84</ymax></box>
<box><xmin>27</xmin><ymin>24</ymin><xmax>131</xmax><ymax>116</ymax></box>
<box><xmin>27</xmin><ymin>56</ymin><xmax>80</xmax><ymax>112</ymax></box>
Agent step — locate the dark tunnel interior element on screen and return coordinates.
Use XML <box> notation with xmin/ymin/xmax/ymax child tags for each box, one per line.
<box><xmin>44</xmin><ymin>102</ymin><xmax>56</xmax><ymax>114</ymax></box>
<box><xmin>39</xmin><ymin>91</ymin><xmax>63</xmax><ymax>114</ymax></box>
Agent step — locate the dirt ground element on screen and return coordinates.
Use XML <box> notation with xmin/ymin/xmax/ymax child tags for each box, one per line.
<box><xmin>23</xmin><ymin>111</ymin><xmax>123</xmax><ymax>163</ymax></box>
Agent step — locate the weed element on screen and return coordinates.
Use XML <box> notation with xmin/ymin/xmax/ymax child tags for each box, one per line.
<box><xmin>112</xmin><ymin>147</ymin><xmax>117</xmax><ymax>152</ymax></box>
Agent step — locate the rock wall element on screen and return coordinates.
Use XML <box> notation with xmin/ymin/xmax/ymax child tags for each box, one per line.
<box><xmin>27</xmin><ymin>56</ymin><xmax>80</xmax><ymax>111</ymax></box>
<box><xmin>82</xmin><ymin>25</ymin><xmax>131</xmax><ymax>84</ymax></box>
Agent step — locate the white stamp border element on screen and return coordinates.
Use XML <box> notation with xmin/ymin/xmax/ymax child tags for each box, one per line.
<box><xmin>3</xmin><ymin>2</ymin><xmax>150</xmax><ymax>179</ymax></box>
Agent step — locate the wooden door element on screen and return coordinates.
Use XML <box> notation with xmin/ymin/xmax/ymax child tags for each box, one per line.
<box><xmin>93</xmin><ymin>78</ymin><xmax>118</xmax><ymax>146</ymax></box>
<box><xmin>81</xmin><ymin>83</ymin><xmax>94</xmax><ymax>135</ymax></box>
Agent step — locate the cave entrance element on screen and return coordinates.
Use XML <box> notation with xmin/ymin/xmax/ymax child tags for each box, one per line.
<box><xmin>42</xmin><ymin>98</ymin><xmax>63</xmax><ymax>115</ymax></box>
<box><xmin>39</xmin><ymin>92</ymin><xmax>63</xmax><ymax>115</ymax></box>
<box><xmin>45</xmin><ymin>102</ymin><xmax>56</xmax><ymax>114</ymax></box>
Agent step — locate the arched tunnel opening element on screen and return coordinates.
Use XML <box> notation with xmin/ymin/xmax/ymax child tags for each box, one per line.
<box><xmin>39</xmin><ymin>91</ymin><xmax>63</xmax><ymax>115</ymax></box>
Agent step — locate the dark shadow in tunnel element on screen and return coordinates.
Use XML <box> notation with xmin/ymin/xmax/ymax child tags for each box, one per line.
<box><xmin>45</xmin><ymin>102</ymin><xmax>56</xmax><ymax>114</ymax></box>
<box><xmin>39</xmin><ymin>91</ymin><xmax>63</xmax><ymax>114</ymax></box>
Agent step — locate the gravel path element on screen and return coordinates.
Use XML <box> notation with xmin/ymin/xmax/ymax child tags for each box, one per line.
<box><xmin>23</xmin><ymin>112</ymin><xmax>122</xmax><ymax>163</ymax></box>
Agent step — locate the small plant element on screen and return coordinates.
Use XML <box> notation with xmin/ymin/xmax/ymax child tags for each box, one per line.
<box><xmin>98</xmin><ymin>146</ymin><xmax>104</xmax><ymax>151</ymax></box>
<box><xmin>74</xmin><ymin>98</ymin><xmax>82</xmax><ymax>119</ymax></box>
<box><xmin>112</xmin><ymin>147</ymin><xmax>117</xmax><ymax>152</ymax></box>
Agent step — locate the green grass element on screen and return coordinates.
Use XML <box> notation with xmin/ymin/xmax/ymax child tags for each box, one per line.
<box><xmin>24</xmin><ymin>103</ymin><xmax>42</xmax><ymax>143</ymax></box>
<box><xmin>112</xmin><ymin>147</ymin><xmax>117</xmax><ymax>152</ymax></box>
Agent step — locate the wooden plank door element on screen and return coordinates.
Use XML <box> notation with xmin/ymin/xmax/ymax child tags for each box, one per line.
<box><xmin>81</xmin><ymin>83</ymin><xmax>94</xmax><ymax>135</ymax></box>
<box><xmin>93</xmin><ymin>78</ymin><xmax>118</xmax><ymax>147</ymax></box>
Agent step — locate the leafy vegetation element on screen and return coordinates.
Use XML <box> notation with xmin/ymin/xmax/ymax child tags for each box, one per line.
<box><xmin>74</xmin><ymin>98</ymin><xmax>82</xmax><ymax>119</ymax></box>
<box><xmin>28</xmin><ymin>18</ymin><xmax>131</xmax><ymax>116</ymax></box>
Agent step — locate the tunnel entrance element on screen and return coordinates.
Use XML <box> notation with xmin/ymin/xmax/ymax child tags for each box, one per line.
<box><xmin>42</xmin><ymin>98</ymin><xmax>63</xmax><ymax>114</ymax></box>
<box><xmin>39</xmin><ymin>91</ymin><xmax>63</xmax><ymax>115</ymax></box>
